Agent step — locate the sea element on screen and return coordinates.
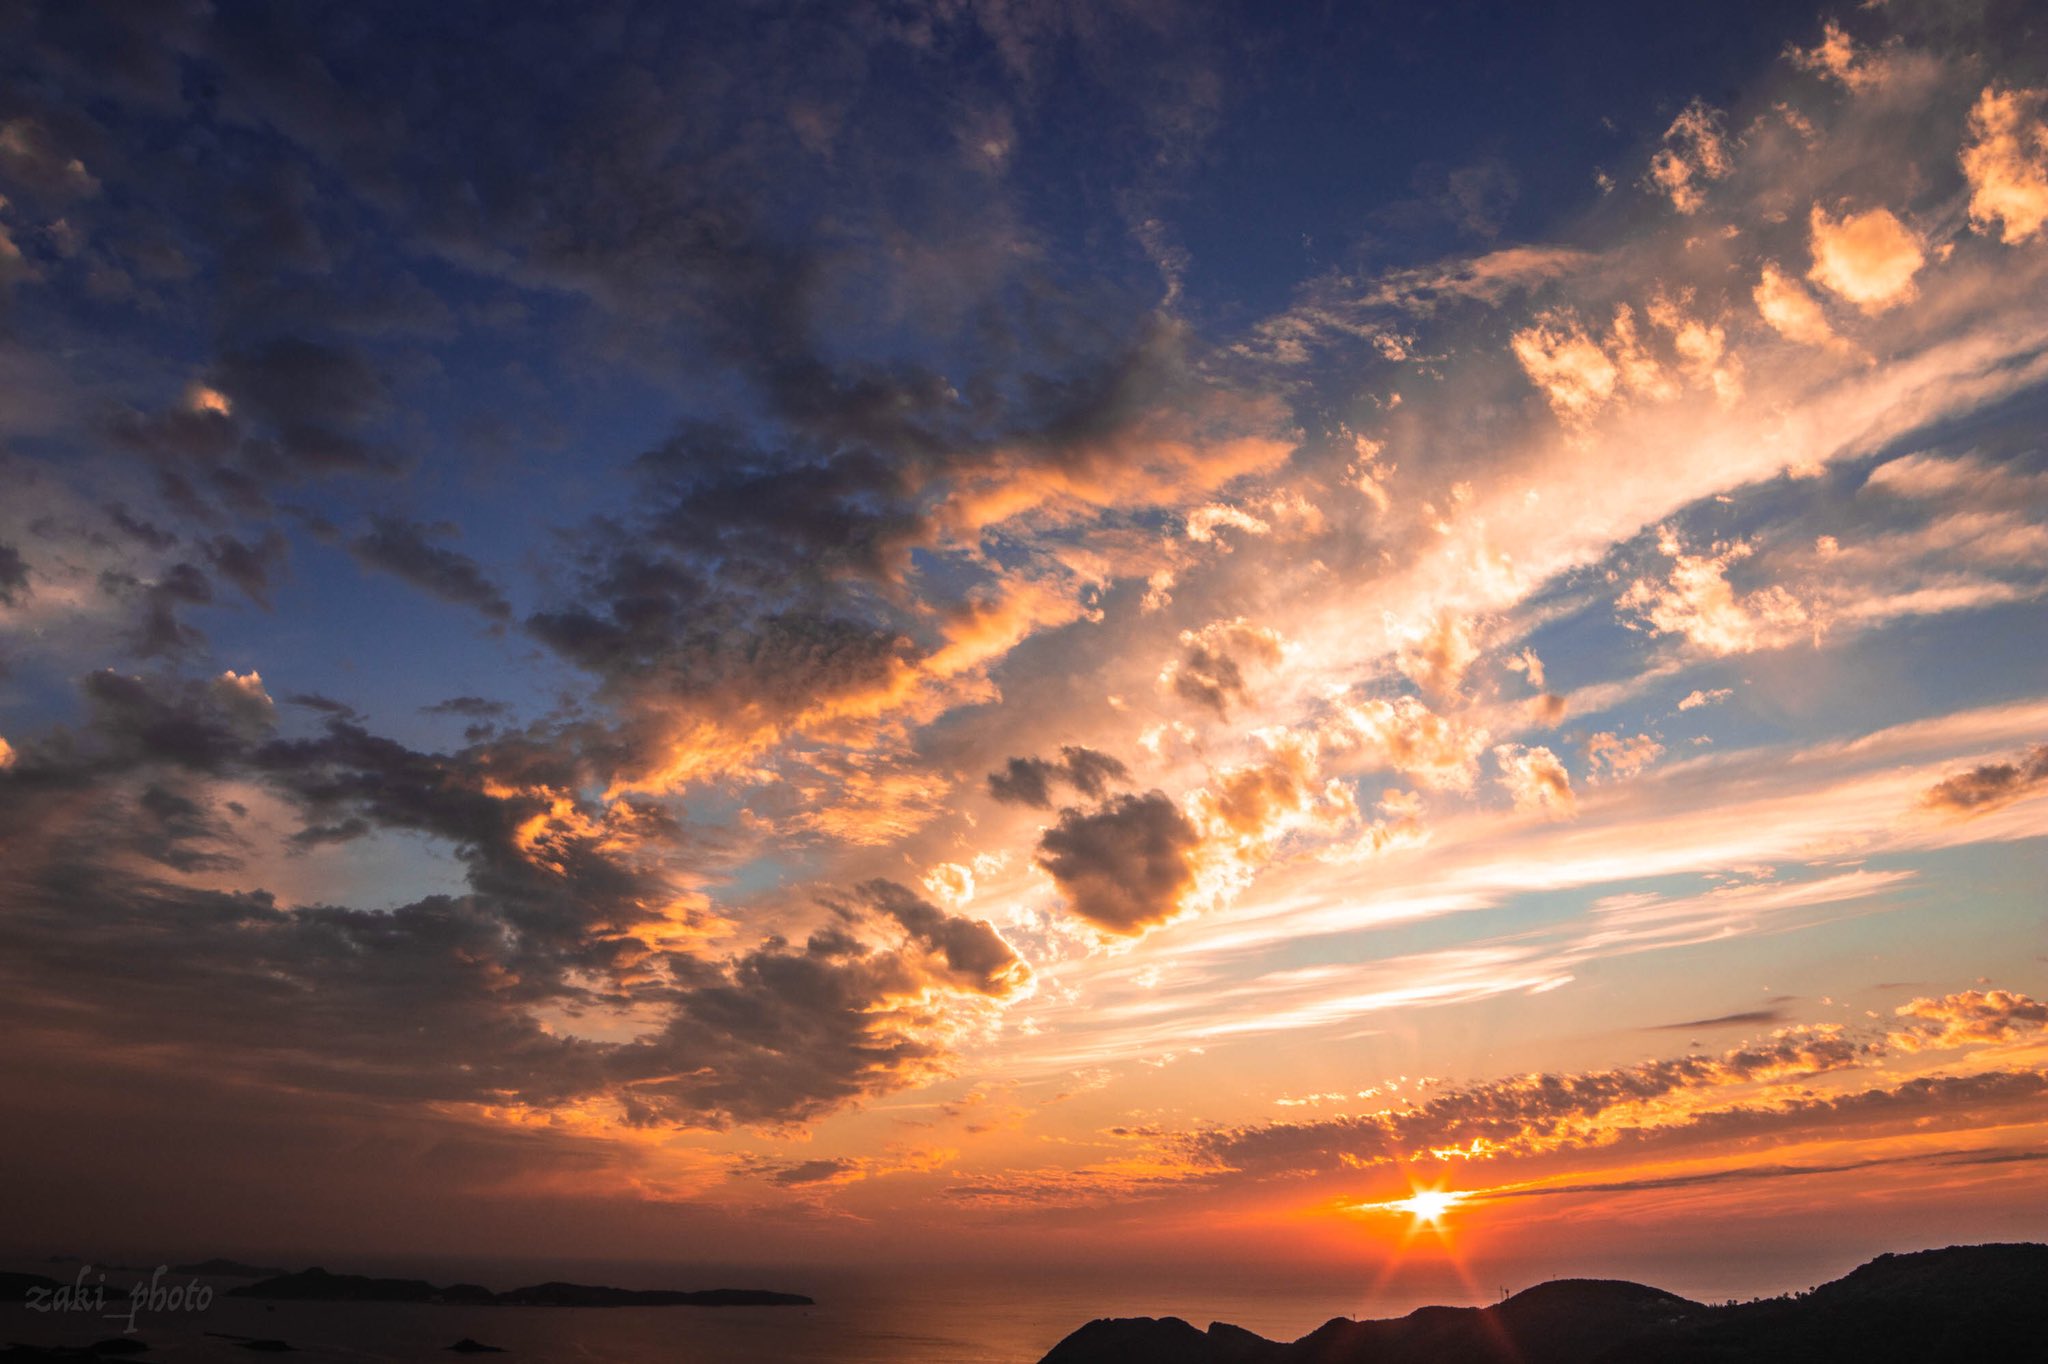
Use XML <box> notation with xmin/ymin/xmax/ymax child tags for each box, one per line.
<box><xmin>0</xmin><ymin>1254</ymin><xmax>1817</xmax><ymax>1363</ymax></box>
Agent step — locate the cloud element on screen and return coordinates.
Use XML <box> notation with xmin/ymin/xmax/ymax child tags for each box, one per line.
<box><xmin>1035</xmin><ymin>790</ymin><xmax>1204</xmax><ymax>935</ymax></box>
<box><xmin>854</xmin><ymin>879</ymin><xmax>1032</xmax><ymax>998</ymax></box>
<box><xmin>1183</xmin><ymin>1025</ymin><xmax>1868</xmax><ymax>1177</ymax></box>
<box><xmin>1585</xmin><ymin>731</ymin><xmax>1663</xmax><ymax>783</ymax></box>
<box><xmin>210</xmin><ymin>337</ymin><xmax>396</xmax><ymax>475</ymax></box>
<box><xmin>350</xmin><ymin>517</ymin><xmax>512</xmax><ymax>620</ymax></box>
<box><xmin>1645</xmin><ymin>100</ymin><xmax>1732</xmax><ymax>214</ymax></box>
<box><xmin>1890</xmin><ymin>989</ymin><xmax>2048</xmax><ymax>1051</ymax></box>
<box><xmin>1787</xmin><ymin>20</ymin><xmax>1887</xmax><ymax>93</ymax></box>
<box><xmin>987</xmin><ymin>746</ymin><xmax>1130</xmax><ymax>808</ymax></box>
<box><xmin>1511</xmin><ymin>312</ymin><xmax>1621</xmax><ymax>422</ymax></box>
<box><xmin>1807</xmin><ymin>205</ymin><xmax>1924</xmax><ymax>313</ymax></box>
<box><xmin>1646</xmin><ymin>1008</ymin><xmax>1788</xmax><ymax>1032</ymax></box>
<box><xmin>1321</xmin><ymin>694</ymin><xmax>1491</xmax><ymax>792</ymax></box>
<box><xmin>1678</xmin><ymin>687</ymin><xmax>1731</xmax><ymax>711</ymax></box>
<box><xmin>1618</xmin><ymin>528</ymin><xmax>1811</xmax><ymax>655</ymax></box>
<box><xmin>1962</xmin><ymin>84</ymin><xmax>2048</xmax><ymax>245</ymax></box>
<box><xmin>1920</xmin><ymin>742</ymin><xmax>2048</xmax><ymax>815</ymax></box>
<box><xmin>0</xmin><ymin>541</ymin><xmax>29</xmax><ymax>605</ymax></box>
<box><xmin>1754</xmin><ymin>262</ymin><xmax>1842</xmax><ymax>350</ymax></box>
<box><xmin>0</xmin><ymin>667</ymin><xmax>1037</xmax><ymax>1133</ymax></box>
<box><xmin>1493</xmin><ymin>743</ymin><xmax>1574</xmax><ymax>816</ymax></box>
<box><xmin>1396</xmin><ymin>611</ymin><xmax>1480</xmax><ymax>699</ymax></box>
<box><xmin>1161</xmin><ymin>617</ymin><xmax>1286</xmax><ymax>714</ymax></box>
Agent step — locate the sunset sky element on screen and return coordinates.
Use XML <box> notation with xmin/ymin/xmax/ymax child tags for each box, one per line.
<box><xmin>3</xmin><ymin>0</ymin><xmax>2047</xmax><ymax>1292</ymax></box>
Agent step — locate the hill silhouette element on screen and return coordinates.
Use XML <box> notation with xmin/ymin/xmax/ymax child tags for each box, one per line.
<box><xmin>1038</xmin><ymin>1243</ymin><xmax>2048</xmax><ymax>1364</ymax></box>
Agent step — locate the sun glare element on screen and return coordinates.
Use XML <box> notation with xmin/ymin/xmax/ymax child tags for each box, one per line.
<box><xmin>1389</xmin><ymin>1189</ymin><xmax>1464</xmax><ymax>1225</ymax></box>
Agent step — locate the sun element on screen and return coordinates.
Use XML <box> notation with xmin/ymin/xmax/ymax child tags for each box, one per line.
<box><xmin>1387</xmin><ymin>1188</ymin><xmax>1464</xmax><ymax>1225</ymax></box>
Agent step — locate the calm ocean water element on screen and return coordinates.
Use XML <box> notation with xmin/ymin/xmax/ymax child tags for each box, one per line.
<box><xmin>3</xmin><ymin>1265</ymin><xmax>1486</xmax><ymax>1363</ymax></box>
<box><xmin>0</xmin><ymin>1253</ymin><xmax>1826</xmax><ymax>1363</ymax></box>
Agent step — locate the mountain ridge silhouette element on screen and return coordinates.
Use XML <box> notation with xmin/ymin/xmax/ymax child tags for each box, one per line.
<box><xmin>1038</xmin><ymin>1242</ymin><xmax>2048</xmax><ymax>1364</ymax></box>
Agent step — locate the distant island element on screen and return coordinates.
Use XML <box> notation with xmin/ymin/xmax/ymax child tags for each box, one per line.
<box><xmin>169</xmin><ymin>1260</ymin><xmax>290</xmax><ymax>1280</ymax></box>
<box><xmin>1039</xmin><ymin>1243</ymin><xmax>2048</xmax><ymax>1364</ymax></box>
<box><xmin>227</xmin><ymin>1267</ymin><xmax>811</xmax><ymax>1308</ymax></box>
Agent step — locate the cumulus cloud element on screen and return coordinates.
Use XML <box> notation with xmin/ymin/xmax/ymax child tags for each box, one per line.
<box><xmin>0</xmin><ymin>667</ymin><xmax>1037</xmax><ymax>1133</ymax></box>
<box><xmin>1619</xmin><ymin>528</ymin><xmax>1811</xmax><ymax>655</ymax></box>
<box><xmin>1511</xmin><ymin>312</ymin><xmax>1621</xmax><ymax>422</ymax></box>
<box><xmin>1754</xmin><ymin>262</ymin><xmax>1842</xmax><ymax>349</ymax></box>
<box><xmin>1807</xmin><ymin>204</ymin><xmax>1924</xmax><ymax>313</ymax></box>
<box><xmin>1161</xmin><ymin>617</ymin><xmax>1287</xmax><ymax>714</ymax></box>
<box><xmin>1585</xmin><ymin>731</ymin><xmax>1663</xmax><ymax>783</ymax></box>
<box><xmin>1493</xmin><ymin>742</ymin><xmax>1574</xmax><ymax>816</ymax></box>
<box><xmin>1320</xmin><ymin>693</ymin><xmax>1491</xmax><ymax>792</ymax></box>
<box><xmin>1183</xmin><ymin>1025</ymin><xmax>1866</xmax><ymax>1177</ymax></box>
<box><xmin>1890</xmin><ymin>989</ymin><xmax>2048</xmax><ymax>1051</ymax></box>
<box><xmin>1035</xmin><ymin>790</ymin><xmax>1204</xmax><ymax>935</ymax></box>
<box><xmin>856</xmin><ymin>879</ymin><xmax>1032</xmax><ymax>997</ymax></box>
<box><xmin>1678</xmin><ymin>687</ymin><xmax>1732</xmax><ymax>711</ymax></box>
<box><xmin>1645</xmin><ymin>99</ymin><xmax>1732</xmax><ymax>214</ymax></box>
<box><xmin>350</xmin><ymin>517</ymin><xmax>511</xmax><ymax>620</ymax></box>
<box><xmin>1396</xmin><ymin>611</ymin><xmax>1480</xmax><ymax>698</ymax></box>
<box><xmin>986</xmin><ymin>745</ymin><xmax>1130</xmax><ymax>808</ymax></box>
<box><xmin>1787</xmin><ymin>20</ymin><xmax>1887</xmax><ymax>93</ymax></box>
<box><xmin>1920</xmin><ymin>742</ymin><xmax>2048</xmax><ymax>815</ymax></box>
<box><xmin>1962</xmin><ymin>84</ymin><xmax>2048</xmax><ymax>244</ymax></box>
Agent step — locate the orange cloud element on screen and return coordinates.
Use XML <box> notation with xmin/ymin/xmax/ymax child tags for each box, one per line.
<box><xmin>1890</xmin><ymin>989</ymin><xmax>2048</xmax><ymax>1051</ymax></box>
<box><xmin>1161</xmin><ymin>617</ymin><xmax>1288</xmax><ymax>715</ymax></box>
<box><xmin>1585</xmin><ymin>731</ymin><xmax>1664</xmax><ymax>783</ymax></box>
<box><xmin>1619</xmin><ymin>529</ymin><xmax>1811</xmax><ymax>655</ymax></box>
<box><xmin>1753</xmin><ymin>261</ymin><xmax>1842</xmax><ymax>350</ymax></box>
<box><xmin>1645</xmin><ymin>100</ymin><xmax>1732</xmax><ymax>214</ymax></box>
<box><xmin>1962</xmin><ymin>85</ymin><xmax>2048</xmax><ymax>245</ymax></box>
<box><xmin>1920</xmin><ymin>742</ymin><xmax>2048</xmax><ymax>815</ymax></box>
<box><xmin>1807</xmin><ymin>204</ymin><xmax>1924</xmax><ymax>313</ymax></box>
<box><xmin>1493</xmin><ymin>743</ymin><xmax>1574</xmax><ymax>816</ymax></box>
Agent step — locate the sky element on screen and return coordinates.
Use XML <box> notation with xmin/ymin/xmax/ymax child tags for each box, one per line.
<box><xmin>2</xmin><ymin>0</ymin><xmax>2047</xmax><ymax>1294</ymax></box>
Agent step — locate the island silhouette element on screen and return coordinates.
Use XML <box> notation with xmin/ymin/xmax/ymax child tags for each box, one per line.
<box><xmin>1038</xmin><ymin>1243</ymin><xmax>2048</xmax><ymax>1364</ymax></box>
<box><xmin>224</xmin><ymin>1267</ymin><xmax>811</xmax><ymax>1308</ymax></box>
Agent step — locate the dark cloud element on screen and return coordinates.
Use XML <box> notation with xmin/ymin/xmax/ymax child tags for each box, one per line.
<box><xmin>764</xmin><ymin>1158</ymin><xmax>860</xmax><ymax>1187</ymax></box>
<box><xmin>105</xmin><ymin>502</ymin><xmax>179</xmax><ymax>551</ymax></box>
<box><xmin>209</xmin><ymin>338</ymin><xmax>398</xmax><ymax>478</ymax></box>
<box><xmin>101</xmin><ymin>561</ymin><xmax>213</xmax><ymax>657</ymax></box>
<box><xmin>1922</xmin><ymin>743</ymin><xmax>2048</xmax><ymax>815</ymax></box>
<box><xmin>1164</xmin><ymin>618</ymin><xmax>1285</xmax><ymax>715</ymax></box>
<box><xmin>0</xmin><ymin>667</ymin><xmax>1030</xmax><ymax>1132</ymax></box>
<box><xmin>857</xmin><ymin>878</ymin><xmax>1030</xmax><ymax>997</ymax></box>
<box><xmin>1647</xmin><ymin>1008</ymin><xmax>1789</xmax><ymax>1031</ymax></box>
<box><xmin>423</xmin><ymin>695</ymin><xmax>512</xmax><ymax>719</ymax></box>
<box><xmin>350</xmin><ymin>516</ymin><xmax>511</xmax><ymax>620</ymax></box>
<box><xmin>987</xmin><ymin>745</ymin><xmax>1130</xmax><ymax>807</ymax></box>
<box><xmin>205</xmin><ymin>528</ymin><xmax>288</xmax><ymax>607</ymax></box>
<box><xmin>0</xmin><ymin>541</ymin><xmax>26</xmax><ymax>604</ymax></box>
<box><xmin>1035</xmin><ymin>790</ymin><xmax>1203</xmax><ymax>934</ymax></box>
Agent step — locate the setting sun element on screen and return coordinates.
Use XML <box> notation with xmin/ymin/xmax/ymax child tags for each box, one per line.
<box><xmin>1391</xmin><ymin>1190</ymin><xmax>1465</xmax><ymax>1225</ymax></box>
